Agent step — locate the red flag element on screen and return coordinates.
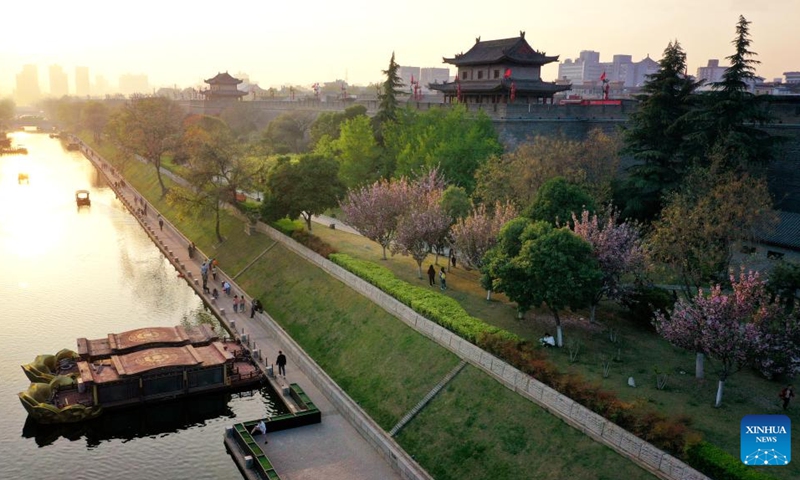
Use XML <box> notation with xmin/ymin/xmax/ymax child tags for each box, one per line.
<box><xmin>503</xmin><ymin>68</ymin><xmax>512</xmax><ymax>79</ymax></box>
<box><xmin>599</xmin><ymin>71</ymin><xmax>607</xmax><ymax>82</ymax></box>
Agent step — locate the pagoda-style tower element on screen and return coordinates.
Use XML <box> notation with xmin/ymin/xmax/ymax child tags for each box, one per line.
<box><xmin>429</xmin><ymin>32</ymin><xmax>570</xmax><ymax>104</ymax></box>
<box><xmin>201</xmin><ymin>72</ymin><xmax>247</xmax><ymax>102</ymax></box>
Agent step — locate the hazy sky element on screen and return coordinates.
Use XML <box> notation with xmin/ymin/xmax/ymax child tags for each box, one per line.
<box><xmin>2</xmin><ymin>0</ymin><xmax>797</xmax><ymax>94</ymax></box>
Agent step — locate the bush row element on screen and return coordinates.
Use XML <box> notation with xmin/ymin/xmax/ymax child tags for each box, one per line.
<box><xmin>323</xmin><ymin>251</ymin><xmax>770</xmax><ymax>479</ymax></box>
<box><xmin>478</xmin><ymin>333</ymin><xmax>700</xmax><ymax>455</ymax></box>
<box><xmin>686</xmin><ymin>441</ymin><xmax>778</xmax><ymax>480</ymax></box>
<box><xmin>328</xmin><ymin>253</ymin><xmax>518</xmax><ymax>343</ymax></box>
<box><xmin>291</xmin><ymin>230</ymin><xmax>338</xmax><ymax>258</ymax></box>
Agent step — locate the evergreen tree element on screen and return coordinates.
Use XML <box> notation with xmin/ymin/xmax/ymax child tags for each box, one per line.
<box><xmin>686</xmin><ymin>15</ymin><xmax>778</xmax><ymax>171</ymax></box>
<box><xmin>374</xmin><ymin>52</ymin><xmax>405</xmax><ymax>135</ymax></box>
<box><xmin>621</xmin><ymin>40</ymin><xmax>701</xmax><ymax>221</ymax></box>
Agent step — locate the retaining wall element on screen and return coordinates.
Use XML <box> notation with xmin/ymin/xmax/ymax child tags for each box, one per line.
<box><xmin>256</xmin><ymin>221</ymin><xmax>710</xmax><ymax>480</ymax></box>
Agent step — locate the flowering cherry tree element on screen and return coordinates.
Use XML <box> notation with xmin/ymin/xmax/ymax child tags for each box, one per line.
<box><xmin>451</xmin><ymin>200</ymin><xmax>517</xmax><ymax>299</ymax></box>
<box><xmin>392</xmin><ymin>170</ymin><xmax>451</xmax><ymax>278</ymax></box>
<box><xmin>341</xmin><ymin>177</ymin><xmax>412</xmax><ymax>259</ymax></box>
<box><xmin>570</xmin><ymin>206</ymin><xmax>645</xmax><ymax>323</ymax></box>
<box><xmin>653</xmin><ymin>270</ymin><xmax>773</xmax><ymax>407</ymax></box>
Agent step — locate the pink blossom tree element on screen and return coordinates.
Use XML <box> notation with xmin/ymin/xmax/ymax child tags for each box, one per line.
<box><xmin>451</xmin><ymin>200</ymin><xmax>517</xmax><ymax>299</ymax></box>
<box><xmin>653</xmin><ymin>270</ymin><xmax>772</xmax><ymax>407</ymax></box>
<box><xmin>570</xmin><ymin>206</ymin><xmax>645</xmax><ymax>323</ymax></box>
<box><xmin>392</xmin><ymin>170</ymin><xmax>451</xmax><ymax>278</ymax></box>
<box><xmin>340</xmin><ymin>177</ymin><xmax>411</xmax><ymax>260</ymax></box>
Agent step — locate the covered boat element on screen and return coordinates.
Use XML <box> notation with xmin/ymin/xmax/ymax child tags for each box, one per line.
<box><xmin>19</xmin><ymin>325</ymin><xmax>264</xmax><ymax>423</ymax></box>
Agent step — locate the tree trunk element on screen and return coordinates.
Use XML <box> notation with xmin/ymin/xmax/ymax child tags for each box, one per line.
<box><xmin>715</xmin><ymin>379</ymin><xmax>725</xmax><ymax>407</ymax></box>
<box><xmin>304</xmin><ymin>213</ymin><xmax>313</xmax><ymax>231</ymax></box>
<box><xmin>589</xmin><ymin>303</ymin><xmax>597</xmax><ymax>324</ymax></box>
<box><xmin>381</xmin><ymin>244</ymin><xmax>388</xmax><ymax>260</ymax></box>
<box><xmin>154</xmin><ymin>158</ymin><xmax>168</xmax><ymax>198</ymax></box>
<box><xmin>486</xmin><ymin>289</ymin><xmax>492</xmax><ymax>301</ymax></box>
<box><xmin>554</xmin><ymin>309</ymin><xmax>563</xmax><ymax>347</ymax></box>
<box><xmin>215</xmin><ymin>199</ymin><xmax>223</xmax><ymax>242</ymax></box>
<box><xmin>696</xmin><ymin>353</ymin><xmax>705</xmax><ymax>379</ymax></box>
<box><xmin>416</xmin><ymin>262</ymin><xmax>423</xmax><ymax>279</ymax></box>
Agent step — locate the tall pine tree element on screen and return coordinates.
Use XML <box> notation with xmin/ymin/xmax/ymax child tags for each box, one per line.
<box><xmin>621</xmin><ymin>40</ymin><xmax>702</xmax><ymax>221</ymax></box>
<box><xmin>686</xmin><ymin>15</ymin><xmax>778</xmax><ymax>171</ymax></box>
<box><xmin>374</xmin><ymin>52</ymin><xmax>405</xmax><ymax>129</ymax></box>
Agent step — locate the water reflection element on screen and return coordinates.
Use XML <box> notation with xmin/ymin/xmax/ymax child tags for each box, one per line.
<box><xmin>1</xmin><ymin>133</ymin><xmax>271</xmax><ymax>480</ymax></box>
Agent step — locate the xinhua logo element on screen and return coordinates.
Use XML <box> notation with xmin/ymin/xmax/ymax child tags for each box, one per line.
<box><xmin>741</xmin><ymin>415</ymin><xmax>791</xmax><ymax>466</ymax></box>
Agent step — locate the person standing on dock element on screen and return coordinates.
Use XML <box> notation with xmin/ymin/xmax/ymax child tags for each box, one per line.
<box><xmin>276</xmin><ymin>351</ymin><xmax>287</xmax><ymax>377</ymax></box>
<box><xmin>250</xmin><ymin>420</ymin><xmax>268</xmax><ymax>444</ymax></box>
<box><xmin>158</xmin><ymin>214</ymin><xmax>164</xmax><ymax>231</ymax></box>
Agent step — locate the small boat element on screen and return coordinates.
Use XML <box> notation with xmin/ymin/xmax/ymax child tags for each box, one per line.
<box><xmin>75</xmin><ymin>190</ymin><xmax>91</xmax><ymax>206</ymax></box>
<box><xmin>19</xmin><ymin>325</ymin><xmax>265</xmax><ymax>424</ymax></box>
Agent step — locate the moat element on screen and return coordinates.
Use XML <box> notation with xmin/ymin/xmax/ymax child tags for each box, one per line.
<box><xmin>0</xmin><ymin>131</ymin><xmax>278</xmax><ymax>479</ymax></box>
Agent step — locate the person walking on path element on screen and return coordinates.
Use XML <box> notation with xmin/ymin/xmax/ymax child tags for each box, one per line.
<box><xmin>158</xmin><ymin>214</ymin><xmax>164</xmax><ymax>231</ymax></box>
<box><xmin>276</xmin><ymin>351</ymin><xmax>287</xmax><ymax>377</ymax></box>
<box><xmin>233</xmin><ymin>295</ymin><xmax>239</xmax><ymax>313</ymax></box>
<box><xmin>780</xmin><ymin>385</ymin><xmax>795</xmax><ymax>410</ymax></box>
<box><xmin>439</xmin><ymin>267</ymin><xmax>447</xmax><ymax>290</ymax></box>
<box><xmin>211</xmin><ymin>264</ymin><xmax>217</xmax><ymax>281</ymax></box>
<box><xmin>223</xmin><ymin>281</ymin><xmax>231</xmax><ymax>296</ymax></box>
<box><xmin>188</xmin><ymin>242</ymin><xmax>195</xmax><ymax>259</ymax></box>
<box><xmin>427</xmin><ymin>265</ymin><xmax>436</xmax><ymax>286</ymax></box>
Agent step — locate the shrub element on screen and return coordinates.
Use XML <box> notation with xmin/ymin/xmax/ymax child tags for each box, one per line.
<box><xmin>272</xmin><ymin>218</ymin><xmax>304</xmax><ymax>236</ymax></box>
<box><xmin>291</xmin><ymin>230</ymin><xmax>338</xmax><ymax>258</ymax></box>
<box><xmin>686</xmin><ymin>441</ymin><xmax>778</xmax><ymax>480</ymax></box>
<box><xmin>329</xmin><ymin>253</ymin><xmax>700</xmax><ymax>457</ymax></box>
<box><xmin>330</xmin><ymin>253</ymin><xmax>520</xmax><ymax>343</ymax></box>
<box><xmin>621</xmin><ymin>285</ymin><xmax>676</xmax><ymax>330</ymax></box>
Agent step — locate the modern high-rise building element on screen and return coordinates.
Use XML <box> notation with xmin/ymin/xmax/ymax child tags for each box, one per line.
<box><xmin>398</xmin><ymin>66</ymin><xmax>420</xmax><ymax>90</ymax></box>
<box><xmin>696</xmin><ymin>59</ymin><xmax>727</xmax><ymax>85</ymax></box>
<box><xmin>14</xmin><ymin>65</ymin><xmax>41</xmax><ymax>106</ymax></box>
<box><xmin>118</xmin><ymin>74</ymin><xmax>150</xmax><ymax>96</ymax></box>
<box><xmin>48</xmin><ymin>64</ymin><xmax>69</xmax><ymax>98</ymax></box>
<box><xmin>420</xmin><ymin>67</ymin><xmax>450</xmax><ymax>87</ymax></box>
<box><xmin>558</xmin><ymin>51</ymin><xmax>658</xmax><ymax>88</ymax></box>
<box><xmin>75</xmin><ymin>66</ymin><xmax>91</xmax><ymax>97</ymax></box>
<box><xmin>785</xmin><ymin>72</ymin><xmax>800</xmax><ymax>84</ymax></box>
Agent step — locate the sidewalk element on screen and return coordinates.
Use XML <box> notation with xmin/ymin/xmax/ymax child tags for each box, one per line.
<box><xmin>83</xmin><ymin>148</ymin><xmax>403</xmax><ymax>480</ymax></box>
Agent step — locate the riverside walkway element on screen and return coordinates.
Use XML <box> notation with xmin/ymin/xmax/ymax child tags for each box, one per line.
<box><xmin>79</xmin><ymin>145</ymin><xmax>408</xmax><ymax>480</ymax></box>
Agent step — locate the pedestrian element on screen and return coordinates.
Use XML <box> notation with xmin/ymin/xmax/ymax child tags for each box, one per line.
<box><xmin>158</xmin><ymin>214</ymin><xmax>164</xmax><ymax>231</ymax></box>
<box><xmin>143</xmin><ymin>203</ymin><xmax>147</xmax><ymax>216</ymax></box>
<box><xmin>223</xmin><ymin>281</ymin><xmax>231</xmax><ymax>296</ymax></box>
<box><xmin>276</xmin><ymin>351</ymin><xmax>287</xmax><ymax>377</ymax></box>
<box><xmin>779</xmin><ymin>385</ymin><xmax>795</xmax><ymax>410</ymax></box>
<box><xmin>439</xmin><ymin>267</ymin><xmax>447</xmax><ymax>290</ymax></box>
<box><xmin>250</xmin><ymin>299</ymin><xmax>257</xmax><ymax>318</ymax></box>
<box><xmin>427</xmin><ymin>265</ymin><xmax>436</xmax><ymax>286</ymax></box>
<box><xmin>188</xmin><ymin>242</ymin><xmax>195</xmax><ymax>259</ymax></box>
<box><xmin>212</xmin><ymin>288</ymin><xmax>219</xmax><ymax>299</ymax></box>
<box><xmin>233</xmin><ymin>295</ymin><xmax>239</xmax><ymax>313</ymax></box>
<box><xmin>201</xmin><ymin>261</ymin><xmax>208</xmax><ymax>276</ymax></box>
<box><xmin>202</xmin><ymin>277</ymin><xmax>210</xmax><ymax>294</ymax></box>
<box><xmin>211</xmin><ymin>264</ymin><xmax>217</xmax><ymax>281</ymax></box>
<box><xmin>450</xmin><ymin>249</ymin><xmax>457</xmax><ymax>268</ymax></box>
<box><xmin>249</xmin><ymin>419</ymin><xmax>268</xmax><ymax>444</ymax></box>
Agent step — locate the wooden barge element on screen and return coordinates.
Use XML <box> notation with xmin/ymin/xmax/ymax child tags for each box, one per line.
<box><xmin>19</xmin><ymin>325</ymin><xmax>265</xmax><ymax>424</ymax></box>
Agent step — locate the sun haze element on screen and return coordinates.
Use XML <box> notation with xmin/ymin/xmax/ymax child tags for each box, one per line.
<box><xmin>1</xmin><ymin>0</ymin><xmax>797</xmax><ymax>93</ymax></box>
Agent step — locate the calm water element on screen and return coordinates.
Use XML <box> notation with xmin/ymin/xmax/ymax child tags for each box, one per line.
<box><xmin>0</xmin><ymin>131</ymin><xmax>273</xmax><ymax>479</ymax></box>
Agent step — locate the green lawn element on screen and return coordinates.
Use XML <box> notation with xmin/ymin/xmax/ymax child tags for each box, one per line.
<box><xmin>92</xmin><ymin>140</ymin><xmax>659</xmax><ymax>479</ymax></box>
<box><xmin>312</xmin><ymin>225</ymin><xmax>797</xmax><ymax>480</ymax></box>
<box><xmin>398</xmin><ymin>366</ymin><xmax>653</xmax><ymax>480</ymax></box>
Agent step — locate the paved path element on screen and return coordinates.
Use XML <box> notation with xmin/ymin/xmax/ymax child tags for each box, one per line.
<box><xmin>82</xmin><ymin>148</ymin><xmax>402</xmax><ymax>480</ymax></box>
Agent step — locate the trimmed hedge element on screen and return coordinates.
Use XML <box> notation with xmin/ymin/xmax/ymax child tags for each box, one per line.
<box><xmin>329</xmin><ymin>253</ymin><xmax>519</xmax><ymax>343</ymax></box>
<box><xmin>686</xmin><ymin>442</ymin><xmax>778</xmax><ymax>480</ymax></box>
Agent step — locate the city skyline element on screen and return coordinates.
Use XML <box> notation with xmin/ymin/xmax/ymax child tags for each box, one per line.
<box><xmin>2</xmin><ymin>1</ymin><xmax>797</xmax><ymax>97</ymax></box>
